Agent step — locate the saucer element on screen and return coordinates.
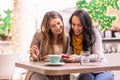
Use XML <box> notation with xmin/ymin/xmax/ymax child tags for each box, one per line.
<box><xmin>45</xmin><ymin>62</ymin><xmax>65</xmax><ymax>66</ymax></box>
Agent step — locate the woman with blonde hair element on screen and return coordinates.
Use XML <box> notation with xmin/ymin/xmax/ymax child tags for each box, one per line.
<box><xmin>25</xmin><ymin>11</ymin><xmax>71</xmax><ymax>80</ymax></box>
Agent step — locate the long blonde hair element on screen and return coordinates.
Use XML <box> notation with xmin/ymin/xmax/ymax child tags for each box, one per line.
<box><xmin>40</xmin><ymin>11</ymin><xmax>67</xmax><ymax>54</ymax></box>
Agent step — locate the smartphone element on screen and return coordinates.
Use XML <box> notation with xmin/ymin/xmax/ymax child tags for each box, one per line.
<box><xmin>62</xmin><ymin>54</ymin><xmax>70</xmax><ymax>58</ymax></box>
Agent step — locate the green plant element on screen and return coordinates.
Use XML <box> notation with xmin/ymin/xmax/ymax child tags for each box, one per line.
<box><xmin>76</xmin><ymin>0</ymin><xmax>120</xmax><ymax>31</ymax></box>
<box><xmin>0</xmin><ymin>9</ymin><xmax>12</xmax><ymax>40</ymax></box>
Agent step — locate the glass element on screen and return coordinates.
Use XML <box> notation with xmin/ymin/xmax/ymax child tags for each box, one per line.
<box><xmin>80</xmin><ymin>51</ymin><xmax>90</xmax><ymax>64</ymax></box>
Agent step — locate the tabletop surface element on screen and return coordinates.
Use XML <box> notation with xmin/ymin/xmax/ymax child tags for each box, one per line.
<box><xmin>15</xmin><ymin>61</ymin><xmax>120</xmax><ymax>75</ymax></box>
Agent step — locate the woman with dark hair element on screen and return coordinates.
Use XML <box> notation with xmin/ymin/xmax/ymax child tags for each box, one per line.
<box><xmin>25</xmin><ymin>11</ymin><xmax>71</xmax><ymax>80</ymax></box>
<box><xmin>63</xmin><ymin>9</ymin><xmax>114</xmax><ymax>80</ymax></box>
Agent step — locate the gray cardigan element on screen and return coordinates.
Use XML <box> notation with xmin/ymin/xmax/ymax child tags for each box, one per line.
<box><xmin>76</xmin><ymin>28</ymin><xmax>107</xmax><ymax>63</ymax></box>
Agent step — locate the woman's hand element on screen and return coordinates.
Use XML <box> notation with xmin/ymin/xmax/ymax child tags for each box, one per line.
<box><xmin>42</xmin><ymin>55</ymin><xmax>49</xmax><ymax>61</ymax></box>
<box><xmin>61</xmin><ymin>54</ymin><xmax>70</xmax><ymax>58</ymax></box>
<box><xmin>62</xmin><ymin>55</ymin><xmax>77</xmax><ymax>63</ymax></box>
<box><xmin>30</xmin><ymin>45</ymin><xmax>39</xmax><ymax>61</ymax></box>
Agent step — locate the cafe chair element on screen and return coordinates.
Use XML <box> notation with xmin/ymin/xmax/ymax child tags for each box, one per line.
<box><xmin>0</xmin><ymin>53</ymin><xmax>20</xmax><ymax>79</ymax></box>
<box><xmin>12</xmin><ymin>51</ymin><xmax>30</xmax><ymax>80</ymax></box>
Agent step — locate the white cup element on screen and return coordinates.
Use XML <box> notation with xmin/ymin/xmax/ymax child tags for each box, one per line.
<box><xmin>80</xmin><ymin>51</ymin><xmax>90</xmax><ymax>64</ymax></box>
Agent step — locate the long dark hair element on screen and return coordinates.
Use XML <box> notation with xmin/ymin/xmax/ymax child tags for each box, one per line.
<box><xmin>69</xmin><ymin>9</ymin><xmax>95</xmax><ymax>51</ymax></box>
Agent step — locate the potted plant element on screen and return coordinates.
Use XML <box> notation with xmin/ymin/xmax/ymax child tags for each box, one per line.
<box><xmin>0</xmin><ymin>9</ymin><xmax>12</xmax><ymax>41</ymax></box>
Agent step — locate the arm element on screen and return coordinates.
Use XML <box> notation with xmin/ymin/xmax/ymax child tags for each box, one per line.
<box><xmin>30</xmin><ymin>32</ymin><xmax>41</xmax><ymax>48</ymax></box>
<box><xmin>89</xmin><ymin>28</ymin><xmax>107</xmax><ymax>63</ymax></box>
<box><xmin>30</xmin><ymin>31</ymin><xmax>42</xmax><ymax>62</ymax></box>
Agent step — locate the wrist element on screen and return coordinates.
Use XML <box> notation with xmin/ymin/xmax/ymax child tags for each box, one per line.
<box><xmin>30</xmin><ymin>56</ymin><xmax>39</xmax><ymax>62</ymax></box>
<box><xmin>76</xmin><ymin>56</ymin><xmax>81</xmax><ymax>62</ymax></box>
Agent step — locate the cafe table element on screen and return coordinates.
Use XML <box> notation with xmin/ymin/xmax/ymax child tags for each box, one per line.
<box><xmin>15</xmin><ymin>61</ymin><xmax>120</xmax><ymax>76</ymax></box>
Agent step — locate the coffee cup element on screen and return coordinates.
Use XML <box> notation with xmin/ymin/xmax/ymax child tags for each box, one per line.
<box><xmin>48</xmin><ymin>55</ymin><xmax>61</xmax><ymax>63</ymax></box>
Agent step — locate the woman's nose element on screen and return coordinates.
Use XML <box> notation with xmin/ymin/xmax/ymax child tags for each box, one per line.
<box><xmin>56</xmin><ymin>25</ymin><xmax>61</xmax><ymax>29</ymax></box>
<box><xmin>74</xmin><ymin>26</ymin><xmax>78</xmax><ymax>30</ymax></box>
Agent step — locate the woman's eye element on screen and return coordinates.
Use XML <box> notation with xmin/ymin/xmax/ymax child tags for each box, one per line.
<box><xmin>57</xmin><ymin>22</ymin><xmax>62</xmax><ymax>26</ymax></box>
<box><xmin>57</xmin><ymin>22</ymin><xmax>61</xmax><ymax>25</ymax></box>
<box><xmin>50</xmin><ymin>25</ymin><xmax>56</xmax><ymax>28</ymax></box>
<box><xmin>72</xmin><ymin>23</ymin><xmax>75</xmax><ymax>26</ymax></box>
<box><xmin>78</xmin><ymin>24</ymin><xmax>82</xmax><ymax>27</ymax></box>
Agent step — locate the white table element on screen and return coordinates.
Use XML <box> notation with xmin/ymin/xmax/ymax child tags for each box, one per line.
<box><xmin>15</xmin><ymin>61</ymin><xmax>120</xmax><ymax>76</ymax></box>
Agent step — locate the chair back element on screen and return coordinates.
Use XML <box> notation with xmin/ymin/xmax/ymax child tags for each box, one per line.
<box><xmin>105</xmin><ymin>53</ymin><xmax>120</xmax><ymax>64</ymax></box>
<box><xmin>0</xmin><ymin>53</ymin><xmax>20</xmax><ymax>79</ymax></box>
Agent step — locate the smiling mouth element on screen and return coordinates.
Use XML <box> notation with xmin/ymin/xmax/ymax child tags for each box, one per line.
<box><xmin>56</xmin><ymin>29</ymin><xmax>62</xmax><ymax>32</ymax></box>
<box><xmin>75</xmin><ymin>31</ymin><xmax>80</xmax><ymax>33</ymax></box>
